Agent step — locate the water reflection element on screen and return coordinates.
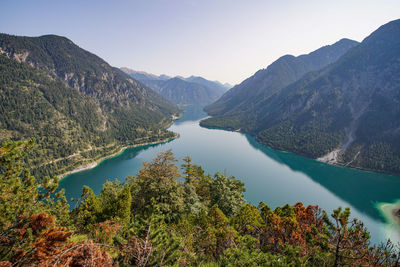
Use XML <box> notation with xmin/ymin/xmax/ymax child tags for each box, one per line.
<box><xmin>244</xmin><ymin>134</ymin><xmax>400</xmax><ymax>222</ymax></box>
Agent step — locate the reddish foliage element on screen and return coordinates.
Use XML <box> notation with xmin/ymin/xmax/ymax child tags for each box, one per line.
<box><xmin>261</xmin><ymin>202</ymin><xmax>325</xmax><ymax>255</ymax></box>
<box><xmin>294</xmin><ymin>202</ymin><xmax>323</xmax><ymax>229</ymax></box>
<box><xmin>33</xmin><ymin>227</ymin><xmax>72</xmax><ymax>262</ymax></box>
<box><xmin>45</xmin><ymin>240</ymin><xmax>116</xmax><ymax>267</ymax></box>
<box><xmin>2</xmin><ymin>212</ymin><xmax>72</xmax><ymax>266</ymax></box>
<box><xmin>30</xmin><ymin>213</ymin><xmax>55</xmax><ymax>234</ymax></box>
<box><xmin>92</xmin><ymin>220</ymin><xmax>121</xmax><ymax>245</ymax></box>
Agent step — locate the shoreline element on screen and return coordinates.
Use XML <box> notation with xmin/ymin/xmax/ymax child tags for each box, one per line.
<box><xmin>377</xmin><ymin>200</ymin><xmax>400</xmax><ymax>225</ymax></box>
<box><xmin>199</xmin><ymin>122</ymin><xmax>400</xmax><ymax>178</ymax></box>
<box><xmin>58</xmin><ymin>133</ymin><xmax>179</xmax><ymax>180</ymax></box>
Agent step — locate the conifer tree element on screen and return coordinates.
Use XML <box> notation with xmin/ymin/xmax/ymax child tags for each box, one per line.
<box><xmin>210</xmin><ymin>172</ymin><xmax>246</xmax><ymax>216</ymax></box>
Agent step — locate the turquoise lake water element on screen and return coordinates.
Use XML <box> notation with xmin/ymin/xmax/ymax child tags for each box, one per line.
<box><xmin>59</xmin><ymin>105</ymin><xmax>400</xmax><ymax>244</ymax></box>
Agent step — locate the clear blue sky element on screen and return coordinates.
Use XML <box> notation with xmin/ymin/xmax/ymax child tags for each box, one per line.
<box><xmin>1</xmin><ymin>0</ymin><xmax>399</xmax><ymax>85</ymax></box>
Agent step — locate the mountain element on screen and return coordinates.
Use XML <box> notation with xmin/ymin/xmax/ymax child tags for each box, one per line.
<box><xmin>120</xmin><ymin>67</ymin><xmax>170</xmax><ymax>81</ymax></box>
<box><xmin>202</xmin><ymin>19</ymin><xmax>400</xmax><ymax>176</ymax></box>
<box><xmin>157</xmin><ymin>77</ymin><xmax>222</xmax><ymax>105</ymax></box>
<box><xmin>184</xmin><ymin>75</ymin><xmax>229</xmax><ymax>95</ymax></box>
<box><xmin>223</xmin><ymin>82</ymin><xmax>232</xmax><ymax>89</ymax></box>
<box><xmin>204</xmin><ymin>38</ymin><xmax>359</xmax><ymax>118</ymax></box>
<box><xmin>121</xmin><ymin>68</ymin><xmax>229</xmax><ymax>105</ymax></box>
<box><xmin>0</xmin><ymin>34</ymin><xmax>180</xmax><ymax>179</ymax></box>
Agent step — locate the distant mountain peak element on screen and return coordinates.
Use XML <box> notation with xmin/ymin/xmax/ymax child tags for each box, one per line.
<box><xmin>122</xmin><ymin>69</ymin><xmax>229</xmax><ymax>105</ymax></box>
<box><xmin>120</xmin><ymin>67</ymin><xmax>170</xmax><ymax>81</ymax></box>
<box><xmin>362</xmin><ymin>18</ymin><xmax>400</xmax><ymax>45</ymax></box>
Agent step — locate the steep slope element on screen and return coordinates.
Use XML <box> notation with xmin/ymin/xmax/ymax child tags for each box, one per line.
<box><xmin>121</xmin><ymin>68</ymin><xmax>227</xmax><ymax>105</ymax></box>
<box><xmin>255</xmin><ymin>19</ymin><xmax>400</xmax><ymax>175</ymax></box>
<box><xmin>203</xmin><ymin>19</ymin><xmax>400</xmax><ymax>175</ymax></box>
<box><xmin>0</xmin><ymin>34</ymin><xmax>178</xmax><ymax>116</ymax></box>
<box><xmin>0</xmin><ymin>34</ymin><xmax>180</xmax><ymax>179</ymax></box>
<box><xmin>203</xmin><ymin>38</ymin><xmax>359</xmax><ymax>129</ymax></box>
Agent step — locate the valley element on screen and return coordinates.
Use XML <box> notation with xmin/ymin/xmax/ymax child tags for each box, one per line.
<box><xmin>1</xmin><ymin>10</ymin><xmax>400</xmax><ymax>265</ymax></box>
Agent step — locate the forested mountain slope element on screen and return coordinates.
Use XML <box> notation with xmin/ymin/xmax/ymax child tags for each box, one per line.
<box><xmin>0</xmin><ymin>34</ymin><xmax>180</xmax><ymax>179</ymax></box>
<box><xmin>202</xmin><ymin>19</ymin><xmax>400</xmax><ymax>176</ymax></box>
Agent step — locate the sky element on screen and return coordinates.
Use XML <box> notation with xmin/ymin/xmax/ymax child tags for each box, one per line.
<box><xmin>1</xmin><ymin>0</ymin><xmax>399</xmax><ymax>85</ymax></box>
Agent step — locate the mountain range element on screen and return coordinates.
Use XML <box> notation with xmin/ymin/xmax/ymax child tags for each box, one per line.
<box><xmin>202</xmin><ymin>19</ymin><xmax>400</xmax><ymax>176</ymax></box>
<box><xmin>0</xmin><ymin>34</ymin><xmax>180</xmax><ymax>179</ymax></box>
<box><xmin>121</xmin><ymin>67</ymin><xmax>230</xmax><ymax>105</ymax></box>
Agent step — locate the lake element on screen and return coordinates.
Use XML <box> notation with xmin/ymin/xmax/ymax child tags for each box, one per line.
<box><xmin>59</xmin><ymin>105</ymin><xmax>400</xmax><ymax>244</ymax></box>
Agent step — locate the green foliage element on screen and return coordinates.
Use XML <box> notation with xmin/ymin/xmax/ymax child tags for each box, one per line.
<box><xmin>0</xmin><ymin>139</ymin><xmax>37</xmax><ymax>229</ymax></box>
<box><xmin>0</xmin><ymin>140</ymin><xmax>71</xmax><ymax>264</ymax></box>
<box><xmin>75</xmin><ymin>186</ymin><xmax>102</xmax><ymax>231</ymax></box>
<box><xmin>130</xmin><ymin>150</ymin><xmax>185</xmax><ymax>222</ymax></box>
<box><xmin>342</xmin><ymin>142</ymin><xmax>400</xmax><ymax>176</ymax></box>
<box><xmin>0</xmin><ymin>33</ymin><xmax>180</xmax><ymax>180</ymax></box>
<box><xmin>183</xmin><ymin>182</ymin><xmax>204</xmax><ymax>215</ymax></box>
<box><xmin>220</xmin><ymin>244</ymin><xmax>285</xmax><ymax>267</ymax></box>
<box><xmin>233</xmin><ymin>204</ymin><xmax>264</xmax><ymax>236</ymax></box>
<box><xmin>257</xmin><ymin>119</ymin><xmax>346</xmax><ymax>158</ymax></box>
<box><xmin>193</xmin><ymin>205</ymin><xmax>238</xmax><ymax>260</ymax></box>
<box><xmin>114</xmin><ymin>184</ymin><xmax>132</xmax><ymax>224</ymax></box>
<box><xmin>210</xmin><ymin>172</ymin><xmax>246</xmax><ymax>217</ymax></box>
<box><xmin>1</xmin><ymin>143</ymin><xmax>399</xmax><ymax>266</ymax></box>
<box><xmin>182</xmin><ymin>156</ymin><xmax>212</xmax><ymax>205</ymax></box>
<box><xmin>75</xmin><ymin>180</ymin><xmax>132</xmax><ymax>232</ymax></box>
<box><xmin>323</xmin><ymin>207</ymin><xmax>371</xmax><ymax>267</ymax></box>
<box><xmin>98</xmin><ymin>181</ymin><xmax>132</xmax><ymax>224</ymax></box>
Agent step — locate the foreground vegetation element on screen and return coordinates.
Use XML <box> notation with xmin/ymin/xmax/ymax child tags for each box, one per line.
<box><xmin>0</xmin><ymin>139</ymin><xmax>399</xmax><ymax>266</ymax></box>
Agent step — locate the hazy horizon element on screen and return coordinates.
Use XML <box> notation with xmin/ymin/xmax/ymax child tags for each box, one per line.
<box><xmin>1</xmin><ymin>0</ymin><xmax>399</xmax><ymax>85</ymax></box>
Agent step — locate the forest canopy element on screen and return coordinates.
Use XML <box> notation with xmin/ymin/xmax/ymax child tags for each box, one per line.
<box><xmin>0</xmin><ymin>139</ymin><xmax>399</xmax><ymax>266</ymax></box>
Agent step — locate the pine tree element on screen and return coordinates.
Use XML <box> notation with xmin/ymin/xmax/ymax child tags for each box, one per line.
<box><xmin>210</xmin><ymin>172</ymin><xmax>246</xmax><ymax>216</ymax></box>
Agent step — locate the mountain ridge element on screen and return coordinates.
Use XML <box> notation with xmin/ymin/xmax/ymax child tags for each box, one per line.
<box><xmin>201</xmin><ymin>19</ymin><xmax>400</xmax><ymax>176</ymax></box>
<box><xmin>121</xmin><ymin>67</ymin><xmax>230</xmax><ymax>104</ymax></box>
<box><xmin>0</xmin><ymin>33</ymin><xmax>180</xmax><ymax>179</ymax></box>
<box><xmin>204</xmin><ymin>38</ymin><xmax>359</xmax><ymax>117</ymax></box>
